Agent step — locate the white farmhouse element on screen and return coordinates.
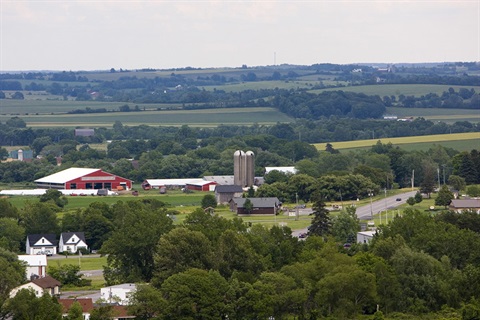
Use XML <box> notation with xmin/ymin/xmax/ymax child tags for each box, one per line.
<box><xmin>59</xmin><ymin>232</ymin><xmax>88</xmax><ymax>254</ymax></box>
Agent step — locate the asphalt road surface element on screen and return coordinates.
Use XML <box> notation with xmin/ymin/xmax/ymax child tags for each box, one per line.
<box><xmin>292</xmin><ymin>190</ymin><xmax>418</xmax><ymax>237</ymax></box>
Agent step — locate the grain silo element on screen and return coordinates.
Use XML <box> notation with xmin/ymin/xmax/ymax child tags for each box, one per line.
<box><xmin>245</xmin><ymin>151</ymin><xmax>255</xmax><ymax>187</ymax></box>
<box><xmin>234</xmin><ymin>150</ymin><xmax>245</xmax><ymax>186</ymax></box>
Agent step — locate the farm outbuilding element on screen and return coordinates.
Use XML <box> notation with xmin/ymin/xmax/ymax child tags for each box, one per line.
<box><xmin>34</xmin><ymin>168</ymin><xmax>132</xmax><ymax>190</ymax></box>
<box><xmin>185</xmin><ymin>180</ymin><xmax>218</xmax><ymax>192</ymax></box>
<box><xmin>229</xmin><ymin>197</ymin><xmax>281</xmax><ymax>215</ymax></box>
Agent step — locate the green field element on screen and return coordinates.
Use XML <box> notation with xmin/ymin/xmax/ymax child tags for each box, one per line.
<box><xmin>316</xmin><ymin>132</ymin><xmax>480</xmax><ymax>152</ymax></box>
<box><xmin>311</xmin><ymin>84</ymin><xmax>480</xmax><ymax>98</ymax></box>
<box><xmin>0</xmin><ymin>107</ymin><xmax>293</xmax><ymax>128</ymax></box>
<box><xmin>385</xmin><ymin>106</ymin><xmax>480</xmax><ymax>124</ymax></box>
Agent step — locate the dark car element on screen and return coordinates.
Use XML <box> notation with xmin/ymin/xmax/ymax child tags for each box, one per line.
<box><xmin>396</xmin><ymin>198</ymin><xmax>402</xmax><ymax>201</ymax></box>
<box><xmin>298</xmin><ymin>233</ymin><xmax>307</xmax><ymax>239</ymax></box>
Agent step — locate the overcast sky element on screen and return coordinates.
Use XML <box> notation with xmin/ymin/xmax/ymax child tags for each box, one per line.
<box><xmin>1</xmin><ymin>0</ymin><xmax>479</xmax><ymax>71</ymax></box>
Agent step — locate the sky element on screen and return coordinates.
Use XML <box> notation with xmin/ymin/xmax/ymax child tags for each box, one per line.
<box><xmin>1</xmin><ymin>0</ymin><xmax>479</xmax><ymax>71</ymax></box>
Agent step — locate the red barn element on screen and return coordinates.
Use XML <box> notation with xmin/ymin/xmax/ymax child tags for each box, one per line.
<box><xmin>35</xmin><ymin>168</ymin><xmax>132</xmax><ymax>190</ymax></box>
<box><xmin>185</xmin><ymin>180</ymin><xmax>217</xmax><ymax>192</ymax></box>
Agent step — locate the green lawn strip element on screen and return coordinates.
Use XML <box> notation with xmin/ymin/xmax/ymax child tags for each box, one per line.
<box><xmin>48</xmin><ymin>255</ymin><xmax>107</xmax><ymax>271</ymax></box>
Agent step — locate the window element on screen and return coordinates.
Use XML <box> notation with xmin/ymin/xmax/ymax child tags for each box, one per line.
<box><xmin>86</xmin><ymin>183</ymin><xmax>93</xmax><ymax>189</ymax></box>
<box><xmin>70</xmin><ymin>183</ymin><xmax>77</xmax><ymax>189</ymax></box>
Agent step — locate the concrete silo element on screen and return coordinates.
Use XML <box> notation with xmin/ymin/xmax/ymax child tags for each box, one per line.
<box><xmin>245</xmin><ymin>151</ymin><xmax>255</xmax><ymax>187</ymax></box>
<box><xmin>234</xmin><ymin>150</ymin><xmax>245</xmax><ymax>186</ymax></box>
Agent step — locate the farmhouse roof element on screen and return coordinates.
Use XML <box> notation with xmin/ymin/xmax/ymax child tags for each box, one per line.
<box><xmin>32</xmin><ymin>275</ymin><xmax>61</xmax><ymax>289</ymax></box>
<box><xmin>203</xmin><ymin>176</ymin><xmax>235</xmax><ymax>185</ymax></box>
<box><xmin>186</xmin><ymin>180</ymin><xmax>217</xmax><ymax>187</ymax></box>
<box><xmin>145</xmin><ymin>178</ymin><xmax>204</xmax><ymax>187</ymax></box>
<box><xmin>231</xmin><ymin>197</ymin><xmax>281</xmax><ymax>208</ymax></box>
<box><xmin>215</xmin><ymin>185</ymin><xmax>243</xmax><ymax>193</ymax></box>
<box><xmin>58</xmin><ymin>298</ymin><xmax>94</xmax><ymax>313</ymax></box>
<box><xmin>26</xmin><ymin>234</ymin><xmax>57</xmax><ymax>247</ymax></box>
<box><xmin>451</xmin><ymin>199</ymin><xmax>480</xmax><ymax>208</ymax></box>
<box><xmin>34</xmin><ymin>168</ymin><xmax>100</xmax><ymax>184</ymax></box>
<box><xmin>18</xmin><ymin>254</ymin><xmax>47</xmax><ymax>267</ymax></box>
<box><xmin>61</xmin><ymin>232</ymin><xmax>86</xmax><ymax>244</ymax></box>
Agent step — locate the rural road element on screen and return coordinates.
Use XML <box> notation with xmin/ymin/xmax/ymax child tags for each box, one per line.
<box><xmin>291</xmin><ymin>190</ymin><xmax>418</xmax><ymax>237</ymax></box>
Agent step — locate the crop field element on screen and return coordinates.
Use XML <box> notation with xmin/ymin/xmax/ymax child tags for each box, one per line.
<box><xmin>0</xmin><ymin>107</ymin><xmax>293</xmax><ymax>128</ymax></box>
<box><xmin>385</xmin><ymin>107</ymin><xmax>480</xmax><ymax>124</ymax></box>
<box><xmin>311</xmin><ymin>84</ymin><xmax>480</xmax><ymax>97</ymax></box>
<box><xmin>201</xmin><ymin>80</ymin><xmax>319</xmax><ymax>92</ymax></box>
<box><xmin>316</xmin><ymin>132</ymin><xmax>480</xmax><ymax>152</ymax></box>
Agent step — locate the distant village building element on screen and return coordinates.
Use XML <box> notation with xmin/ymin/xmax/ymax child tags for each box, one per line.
<box><xmin>74</xmin><ymin>128</ymin><xmax>95</xmax><ymax>137</ymax></box>
<box><xmin>357</xmin><ymin>231</ymin><xmax>377</xmax><ymax>244</ymax></box>
<box><xmin>8</xmin><ymin>149</ymin><xmax>34</xmax><ymax>161</ymax></box>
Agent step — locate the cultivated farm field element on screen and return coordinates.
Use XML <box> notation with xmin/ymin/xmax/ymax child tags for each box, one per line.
<box><xmin>312</xmin><ymin>83</ymin><xmax>480</xmax><ymax>98</ymax></box>
<box><xmin>0</xmin><ymin>107</ymin><xmax>293</xmax><ymax>128</ymax></box>
<box><xmin>316</xmin><ymin>132</ymin><xmax>480</xmax><ymax>152</ymax></box>
<box><xmin>385</xmin><ymin>106</ymin><xmax>480</xmax><ymax>124</ymax></box>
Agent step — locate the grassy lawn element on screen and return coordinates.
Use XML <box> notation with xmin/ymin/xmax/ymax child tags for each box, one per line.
<box><xmin>48</xmin><ymin>255</ymin><xmax>107</xmax><ymax>271</ymax></box>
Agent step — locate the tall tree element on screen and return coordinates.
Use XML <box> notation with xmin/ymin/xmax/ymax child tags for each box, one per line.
<box><xmin>152</xmin><ymin>228</ymin><xmax>214</xmax><ymax>287</ymax></box>
<box><xmin>21</xmin><ymin>202</ymin><xmax>60</xmax><ymax>235</ymax></box>
<box><xmin>159</xmin><ymin>269</ymin><xmax>230</xmax><ymax>320</ymax></box>
<box><xmin>331</xmin><ymin>205</ymin><xmax>360</xmax><ymax>243</ymax></box>
<box><xmin>101</xmin><ymin>201</ymin><xmax>174</xmax><ymax>284</ymax></box>
<box><xmin>307</xmin><ymin>191</ymin><xmax>332</xmax><ymax>237</ymax></box>
<box><xmin>420</xmin><ymin>163</ymin><xmax>436</xmax><ymax>198</ymax></box>
<box><xmin>435</xmin><ymin>185</ymin><xmax>454</xmax><ymax>209</ymax></box>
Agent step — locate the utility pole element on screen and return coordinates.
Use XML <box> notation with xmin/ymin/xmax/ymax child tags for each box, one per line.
<box><xmin>384</xmin><ymin>188</ymin><xmax>388</xmax><ymax>224</ymax></box>
<box><xmin>369</xmin><ymin>190</ymin><xmax>373</xmax><ymax>221</ymax></box>
<box><xmin>295</xmin><ymin>193</ymin><xmax>299</xmax><ymax>221</ymax></box>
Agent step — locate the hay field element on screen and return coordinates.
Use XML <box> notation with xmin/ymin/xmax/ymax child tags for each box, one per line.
<box><xmin>314</xmin><ymin>132</ymin><xmax>480</xmax><ymax>151</ymax></box>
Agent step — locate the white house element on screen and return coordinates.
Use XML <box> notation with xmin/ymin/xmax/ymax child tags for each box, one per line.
<box><xmin>18</xmin><ymin>254</ymin><xmax>47</xmax><ymax>280</ymax></box>
<box><xmin>357</xmin><ymin>231</ymin><xmax>377</xmax><ymax>244</ymax></box>
<box><xmin>25</xmin><ymin>234</ymin><xmax>57</xmax><ymax>255</ymax></box>
<box><xmin>100</xmin><ymin>283</ymin><xmax>137</xmax><ymax>305</ymax></box>
<box><xmin>59</xmin><ymin>232</ymin><xmax>88</xmax><ymax>253</ymax></box>
<box><xmin>9</xmin><ymin>282</ymin><xmax>45</xmax><ymax>298</ymax></box>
